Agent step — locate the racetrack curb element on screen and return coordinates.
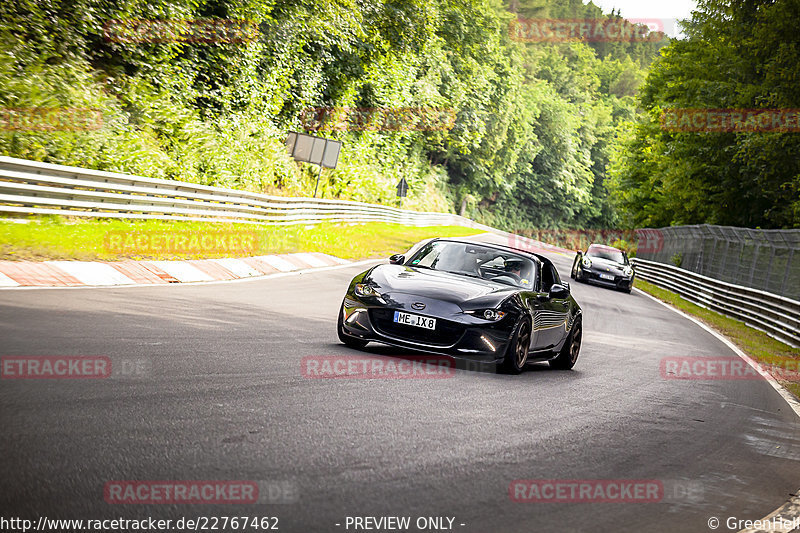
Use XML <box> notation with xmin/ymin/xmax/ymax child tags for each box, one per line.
<box><xmin>0</xmin><ymin>231</ymin><xmax>570</xmax><ymax>289</ymax></box>
<box><xmin>0</xmin><ymin>252</ymin><xmax>350</xmax><ymax>288</ymax></box>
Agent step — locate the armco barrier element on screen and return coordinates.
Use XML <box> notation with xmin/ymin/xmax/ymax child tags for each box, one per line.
<box><xmin>632</xmin><ymin>257</ymin><xmax>800</xmax><ymax>348</ymax></box>
<box><xmin>635</xmin><ymin>224</ymin><xmax>800</xmax><ymax>301</ymax></box>
<box><xmin>2</xmin><ymin>156</ymin><xmax>797</xmax><ymax>348</ymax></box>
<box><xmin>0</xmin><ymin>157</ymin><xmax>494</xmax><ymax>229</ymax></box>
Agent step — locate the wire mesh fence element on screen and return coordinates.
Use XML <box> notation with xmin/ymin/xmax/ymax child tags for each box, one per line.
<box><xmin>635</xmin><ymin>225</ymin><xmax>800</xmax><ymax>301</ymax></box>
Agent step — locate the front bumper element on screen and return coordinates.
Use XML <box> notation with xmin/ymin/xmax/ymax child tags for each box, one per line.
<box><xmin>340</xmin><ymin>298</ymin><xmax>514</xmax><ymax>363</ymax></box>
<box><xmin>578</xmin><ymin>267</ymin><xmax>634</xmax><ymax>290</ymax></box>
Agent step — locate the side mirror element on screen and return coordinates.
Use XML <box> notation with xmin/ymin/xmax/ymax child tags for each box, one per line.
<box><xmin>389</xmin><ymin>254</ymin><xmax>405</xmax><ymax>265</ymax></box>
<box><xmin>549</xmin><ymin>283</ymin><xmax>570</xmax><ymax>299</ymax></box>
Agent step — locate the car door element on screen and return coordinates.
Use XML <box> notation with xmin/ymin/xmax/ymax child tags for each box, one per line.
<box><xmin>536</xmin><ymin>262</ymin><xmax>571</xmax><ymax>349</ymax></box>
<box><xmin>517</xmin><ymin>262</ymin><xmax>546</xmax><ymax>352</ymax></box>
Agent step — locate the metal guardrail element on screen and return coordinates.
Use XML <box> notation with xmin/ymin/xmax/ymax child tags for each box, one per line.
<box><xmin>2</xmin><ymin>156</ymin><xmax>797</xmax><ymax>347</ymax></box>
<box><xmin>632</xmin><ymin>257</ymin><xmax>800</xmax><ymax>347</ymax></box>
<box><xmin>0</xmin><ymin>156</ymin><xmax>495</xmax><ymax>230</ymax></box>
<box><xmin>635</xmin><ymin>224</ymin><xmax>800</xmax><ymax>301</ymax></box>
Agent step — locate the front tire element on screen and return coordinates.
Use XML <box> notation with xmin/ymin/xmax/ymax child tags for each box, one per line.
<box><xmin>573</xmin><ymin>264</ymin><xmax>585</xmax><ymax>283</ymax></box>
<box><xmin>500</xmin><ymin>319</ymin><xmax>532</xmax><ymax>374</ymax></box>
<box><xmin>337</xmin><ymin>305</ymin><xmax>368</xmax><ymax>349</ymax></box>
<box><xmin>549</xmin><ymin>317</ymin><xmax>581</xmax><ymax>370</ymax></box>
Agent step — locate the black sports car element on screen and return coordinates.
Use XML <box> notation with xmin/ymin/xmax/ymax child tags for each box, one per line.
<box><xmin>571</xmin><ymin>243</ymin><xmax>635</xmax><ymax>293</ymax></box>
<box><xmin>337</xmin><ymin>238</ymin><xmax>583</xmax><ymax>373</ymax></box>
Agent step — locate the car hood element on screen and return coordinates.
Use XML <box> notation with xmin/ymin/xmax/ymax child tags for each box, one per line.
<box><xmin>365</xmin><ymin>264</ymin><xmax>517</xmax><ymax>307</ymax></box>
<box><xmin>587</xmin><ymin>256</ymin><xmax>627</xmax><ymax>272</ymax></box>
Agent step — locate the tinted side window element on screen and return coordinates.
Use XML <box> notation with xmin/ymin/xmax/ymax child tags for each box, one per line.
<box><xmin>551</xmin><ymin>264</ymin><xmax>561</xmax><ymax>285</ymax></box>
<box><xmin>542</xmin><ymin>263</ymin><xmax>559</xmax><ymax>292</ymax></box>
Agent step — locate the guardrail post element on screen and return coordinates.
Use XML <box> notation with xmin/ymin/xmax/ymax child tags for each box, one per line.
<box><xmin>781</xmin><ymin>248</ymin><xmax>794</xmax><ymax>296</ymax></box>
<box><xmin>707</xmin><ymin>237</ymin><xmax>719</xmax><ymax>278</ymax></box>
<box><xmin>764</xmin><ymin>247</ymin><xmax>775</xmax><ymax>291</ymax></box>
<box><xmin>719</xmin><ymin>239</ymin><xmax>731</xmax><ymax>279</ymax></box>
<box><xmin>747</xmin><ymin>244</ymin><xmax>760</xmax><ymax>286</ymax></box>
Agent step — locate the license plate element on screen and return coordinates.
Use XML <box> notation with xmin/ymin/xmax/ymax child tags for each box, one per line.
<box><xmin>393</xmin><ymin>311</ymin><xmax>436</xmax><ymax>330</ymax></box>
<box><xmin>599</xmin><ymin>273</ymin><xmax>615</xmax><ymax>280</ymax></box>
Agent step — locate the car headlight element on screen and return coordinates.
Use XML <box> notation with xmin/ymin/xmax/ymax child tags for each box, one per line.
<box><xmin>466</xmin><ymin>309</ymin><xmax>507</xmax><ymax>321</ymax></box>
<box><xmin>623</xmin><ymin>266</ymin><xmax>634</xmax><ymax>277</ymax></box>
<box><xmin>581</xmin><ymin>256</ymin><xmax>592</xmax><ymax>268</ymax></box>
<box><xmin>354</xmin><ymin>283</ymin><xmax>379</xmax><ymax>297</ymax></box>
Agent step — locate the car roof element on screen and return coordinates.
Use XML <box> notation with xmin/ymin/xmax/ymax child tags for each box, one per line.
<box><xmin>587</xmin><ymin>243</ymin><xmax>623</xmax><ymax>253</ymax></box>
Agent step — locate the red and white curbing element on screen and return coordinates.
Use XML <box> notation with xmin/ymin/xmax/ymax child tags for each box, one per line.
<box><xmin>0</xmin><ymin>253</ymin><xmax>350</xmax><ymax>288</ymax></box>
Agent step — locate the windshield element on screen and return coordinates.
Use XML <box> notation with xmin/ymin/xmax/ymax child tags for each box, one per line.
<box><xmin>407</xmin><ymin>241</ymin><xmax>536</xmax><ymax>288</ymax></box>
<box><xmin>586</xmin><ymin>245</ymin><xmax>626</xmax><ymax>264</ymax></box>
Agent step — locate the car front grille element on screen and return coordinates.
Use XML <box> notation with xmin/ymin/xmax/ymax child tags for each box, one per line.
<box><xmin>369</xmin><ymin>309</ymin><xmax>464</xmax><ymax>347</ymax></box>
<box><xmin>587</xmin><ymin>270</ymin><xmax>620</xmax><ymax>282</ymax></box>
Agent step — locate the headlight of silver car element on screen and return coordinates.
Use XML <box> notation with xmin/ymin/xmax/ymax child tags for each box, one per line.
<box><xmin>581</xmin><ymin>256</ymin><xmax>592</xmax><ymax>268</ymax></box>
<box><xmin>623</xmin><ymin>266</ymin><xmax>634</xmax><ymax>277</ymax></box>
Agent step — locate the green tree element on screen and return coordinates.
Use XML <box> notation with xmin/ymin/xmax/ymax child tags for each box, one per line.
<box><xmin>610</xmin><ymin>0</ymin><xmax>800</xmax><ymax>229</ymax></box>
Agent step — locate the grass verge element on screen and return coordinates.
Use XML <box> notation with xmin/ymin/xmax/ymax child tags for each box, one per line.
<box><xmin>0</xmin><ymin>217</ymin><xmax>483</xmax><ymax>262</ymax></box>
<box><xmin>636</xmin><ymin>278</ymin><xmax>800</xmax><ymax>399</ymax></box>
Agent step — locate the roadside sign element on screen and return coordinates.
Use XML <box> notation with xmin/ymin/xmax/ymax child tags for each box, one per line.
<box><xmin>285</xmin><ymin>131</ymin><xmax>342</xmax><ymax>197</ymax></box>
<box><xmin>396</xmin><ymin>177</ymin><xmax>408</xmax><ymax>198</ymax></box>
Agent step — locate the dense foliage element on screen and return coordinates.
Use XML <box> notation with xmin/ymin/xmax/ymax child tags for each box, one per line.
<box><xmin>609</xmin><ymin>0</ymin><xmax>800</xmax><ymax>229</ymax></box>
<box><xmin>0</xmin><ymin>0</ymin><xmax>666</xmax><ymax>229</ymax></box>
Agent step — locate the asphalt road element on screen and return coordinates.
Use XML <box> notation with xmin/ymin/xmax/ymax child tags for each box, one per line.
<box><xmin>2</xmin><ymin>236</ymin><xmax>800</xmax><ymax>533</ymax></box>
